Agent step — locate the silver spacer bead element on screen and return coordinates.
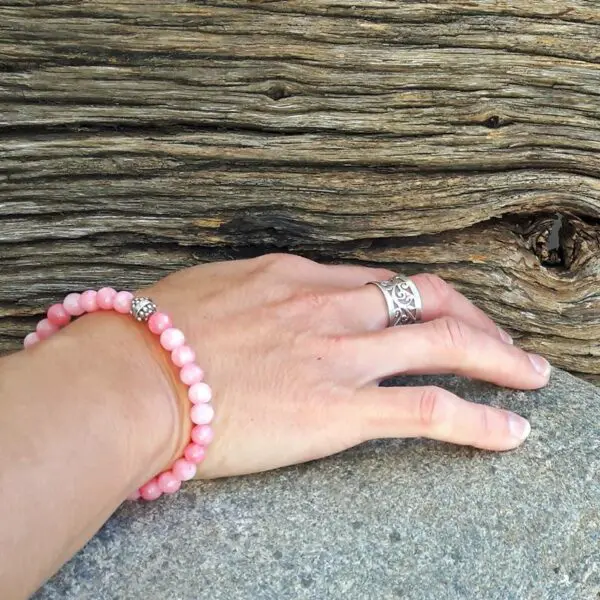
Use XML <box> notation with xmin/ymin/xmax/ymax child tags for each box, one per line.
<box><xmin>130</xmin><ymin>296</ymin><xmax>157</xmax><ymax>322</ymax></box>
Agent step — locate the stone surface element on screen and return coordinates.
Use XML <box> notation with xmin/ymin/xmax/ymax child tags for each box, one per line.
<box><xmin>35</xmin><ymin>369</ymin><xmax>599</xmax><ymax>600</ymax></box>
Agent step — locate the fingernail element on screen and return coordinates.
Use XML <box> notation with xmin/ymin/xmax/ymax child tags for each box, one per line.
<box><xmin>509</xmin><ymin>414</ymin><xmax>531</xmax><ymax>441</ymax></box>
<box><xmin>497</xmin><ymin>327</ymin><xmax>513</xmax><ymax>345</ymax></box>
<box><xmin>528</xmin><ymin>353</ymin><xmax>551</xmax><ymax>377</ymax></box>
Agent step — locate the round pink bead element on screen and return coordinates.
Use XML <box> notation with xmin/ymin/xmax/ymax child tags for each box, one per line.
<box><xmin>191</xmin><ymin>403</ymin><xmax>214</xmax><ymax>425</ymax></box>
<box><xmin>184</xmin><ymin>443</ymin><xmax>206</xmax><ymax>464</ymax></box>
<box><xmin>180</xmin><ymin>363</ymin><xmax>203</xmax><ymax>386</ymax></box>
<box><xmin>97</xmin><ymin>287</ymin><xmax>117</xmax><ymax>310</ymax></box>
<box><xmin>148</xmin><ymin>312</ymin><xmax>172</xmax><ymax>335</ymax></box>
<box><xmin>172</xmin><ymin>458</ymin><xmax>197</xmax><ymax>481</ymax></box>
<box><xmin>127</xmin><ymin>490</ymin><xmax>141</xmax><ymax>501</ymax></box>
<box><xmin>47</xmin><ymin>303</ymin><xmax>71</xmax><ymax>327</ymax></box>
<box><xmin>157</xmin><ymin>471</ymin><xmax>182</xmax><ymax>494</ymax></box>
<box><xmin>114</xmin><ymin>290</ymin><xmax>134</xmax><ymax>314</ymax></box>
<box><xmin>80</xmin><ymin>290</ymin><xmax>99</xmax><ymax>313</ymax></box>
<box><xmin>191</xmin><ymin>425</ymin><xmax>214</xmax><ymax>446</ymax></box>
<box><xmin>63</xmin><ymin>293</ymin><xmax>85</xmax><ymax>316</ymax></box>
<box><xmin>23</xmin><ymin>332</ymin><xmax>40</xmax><ymax>349</ymax></box>
<box><xmin>188</xmin><ymin>382</ymin><xmax>212</xmax><ymax>404</ymax></box>
<box><xmin>171</xmin><ymin>345</ymin><xmax>196</xmax><ymax>367</ymax></box>
<box><xmin>160</xmin><ymin>327</ymin><xmax>185</xmax><ymax>351</ymax></box>
<box><xmin>36</xmin><ymin>318</ymin><xmax>59</xmax><ymax>340</ymax></box>
<box><xmin>139</xmin><ymin>479</ymin><xmax>162</xmax><ymax>501</ymax></box>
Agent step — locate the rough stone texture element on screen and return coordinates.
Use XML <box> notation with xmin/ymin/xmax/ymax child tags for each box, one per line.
<box><xmin>34</xmin><ymin>368</ymin><xmax>599</xmax><ymax>600</ymax></box>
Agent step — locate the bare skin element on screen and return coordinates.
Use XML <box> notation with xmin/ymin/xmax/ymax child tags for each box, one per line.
<box><xmin>0</xmin><ymin>253</ymin><xmax>551</xmax><ymax>598</ymax></box>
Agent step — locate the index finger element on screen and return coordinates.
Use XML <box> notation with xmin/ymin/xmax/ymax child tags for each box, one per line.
<box><xmin>353</xmin><ymin>384</ymin><xmax>531</xmax><ymax>451</ymax></box>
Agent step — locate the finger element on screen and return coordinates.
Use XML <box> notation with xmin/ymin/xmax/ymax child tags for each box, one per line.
<box><xmin>337</xmin><ymin>272</ymin><xmax>511</xmax><ymax>342</ymax></box>
<box><xmin>315</xmin><ymin>263</ymin><xmax>397</xmax><ymax>289</ymax></box>
<box><xmin>256</xmin><ymin>253</ymin><xmax>397</xmax><ymax>289</ymax></box>
<box><xmin>410</xmin><ymin>273</ymin><xmax>510</xmax><ymax>341</ymax></box>
<box><xmin>352</xmin><ymin>384</ymin><xmax>531</xmax><ymax>451</ymax></box>
<box><xmin>197</xmin><ymin>253</ymin><xmax>396</xmax><ymax>289</ymax></box>
<box><xmin>344</xmin><ymin>316</ymin><xmax>551</xmax><ymax>389</ymax></box>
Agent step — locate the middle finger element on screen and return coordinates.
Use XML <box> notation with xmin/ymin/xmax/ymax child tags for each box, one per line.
<box><xmin>343</xmin><ymin>316</ymin><xmax>551</xmax><ymax>389</ymax></box>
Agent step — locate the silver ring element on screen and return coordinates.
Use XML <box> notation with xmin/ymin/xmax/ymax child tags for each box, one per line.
<box><xmin>366</xmin><ymin>275</ymin><xmax>423</xmax><ymax>327</ymax></box>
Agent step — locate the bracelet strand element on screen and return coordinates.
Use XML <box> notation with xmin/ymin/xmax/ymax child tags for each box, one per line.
<box><xmin>23</xmin><ymin>288</ymin><xmax>214</xmax><ymax>502</ymax></box>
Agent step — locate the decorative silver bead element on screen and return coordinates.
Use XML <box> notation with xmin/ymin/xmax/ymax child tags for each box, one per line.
<box><xmin>130</xmin><ymin>297</ymin><xmax>157</xmax><ymax>322</ymax></box>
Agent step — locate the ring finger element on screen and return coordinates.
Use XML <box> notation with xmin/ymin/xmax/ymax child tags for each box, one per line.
<box><xmin>336</xmin><ymin>272</ymin><xmax>511</xmax><ymax>343</ymax></box>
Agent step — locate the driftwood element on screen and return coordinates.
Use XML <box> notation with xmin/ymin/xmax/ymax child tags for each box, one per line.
<box><xmin>0</xmin><ymin>1</ymin><xmax>598</xmax><ymax>382</ymax></box>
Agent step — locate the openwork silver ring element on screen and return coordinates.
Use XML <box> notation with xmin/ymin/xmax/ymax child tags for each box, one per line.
<box><xmin>367</xmin><ymin>275</ymin><xmax>423</xmax><ymax>327</ymax></box>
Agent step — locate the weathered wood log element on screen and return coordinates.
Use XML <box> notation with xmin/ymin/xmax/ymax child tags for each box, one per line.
<box><xmin>0</xmin><ymin>1</ymin><xmax>599</xmax><ymax>382</ymax></box>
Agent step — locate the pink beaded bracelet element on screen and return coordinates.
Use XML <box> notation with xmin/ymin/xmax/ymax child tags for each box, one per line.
<box><xmin>23</xmin><ymin>287</ymin><xmax>214</xmax><ymax>502</ymax></box>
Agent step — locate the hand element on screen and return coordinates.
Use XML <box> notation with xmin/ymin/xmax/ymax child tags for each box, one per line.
<box><xmin>142</xmin><ymin>253</ymin><xmax>551</xmax><ymax>479</ymax></box>
<box><xmin>0</xmin><ymin>253</ymin><xmax>554</xmax><ymax>596</ymax></box>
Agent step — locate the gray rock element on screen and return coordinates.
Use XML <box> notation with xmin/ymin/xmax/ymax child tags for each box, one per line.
<box><xmin>35</xmin><ymin>369</ymin><xmax>599</xmax><ymax>600</ymax></box>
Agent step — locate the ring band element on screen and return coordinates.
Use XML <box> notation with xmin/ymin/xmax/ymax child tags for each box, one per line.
<box><xmin>367</xmin><ymin>275</ymin><xmax>423</xmax><ymax>327</ymax></box>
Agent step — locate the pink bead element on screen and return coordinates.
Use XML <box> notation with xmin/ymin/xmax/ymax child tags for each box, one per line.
<box><xmin>113</xmin><ymin>290</ymin><xmax>134</xmax><ymax>314</ymax></box>
<box><xmin>23</xmin><ymin>332</ymin><xmax>40</xmax><ymax>349</ymax></box>
<box><xmin>157</xmin><ymin>471</ymin><xmax>182</xmax><ymax>494</ymax></box>
<box><xmin>127</xmin><ymin>490</ymin><xmax>141</xmax><ymax>501</ymax></box>
<box><xmin>139</xmin><ymin>479</ymin><xmax>162</xmax><ymax>501</ymax></box>
<box><xmin>191</xmin><ymin>425</ymin><xmax>214</xmax><ymax>446</ymax></box>
<box><xmin>160</xmin><ymin>327</ymin><xmax>185</xmax><ymax>351</ymax></box>
<box><xmin>184</xmin><ymin>443</ymin><xmax>206</xmax><ymax>464</ymax></box>
<box><xmin>180</xmin><ymin>363</ymin><xmax>203</xmax><ymax>386</ymax></box>
<box><xmin>97</xmin><ymin>287</ymin><xmax>117</xmax><ymax>310</ymax></box>
<box><xmin>188</xmin><ymin>382</ymin><xmax>212</xmax><ymax>404</ymax></box>
<box><xmin>171</xmin><ymin>345</ymin><xmax>196</xmax><ymax>367</ymax></box>
<box><xmin>80</xmin><ymin>290</ymin><xmax>99</xmax><ymax>313</ymax></box>
<box><xmin>47</xmin><ymin>303</ymin><xmax>71</xmax><ymax>327</ymax></box>
<box><xmin>172</xmin><ymin>458</ymin><xmax>197</xmax><ymax>481</ymax></box>
<box><xmin>36</xmin><ymin>318</ymin><xmax>59</xmax><ymax>340</ymax></box>
<box><xmin>148</xmin><ymin>312</ymin><xmax>172</xmax><ymax>335</ymax></box>
<box><xmin>191</xmin><ymin>403</ymin><xmax>214</xmax><ymax>425</ymax></box>
<box><xmin>63</xmin><ymin>293</ymin><xmax>85</xmax><ymax>316</ymax></box>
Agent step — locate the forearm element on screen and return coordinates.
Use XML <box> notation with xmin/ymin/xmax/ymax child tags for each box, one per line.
<box><xmin>0</xmin><ymin>311</ymin><xmax>182</xmax><ymax>599</ymax></box>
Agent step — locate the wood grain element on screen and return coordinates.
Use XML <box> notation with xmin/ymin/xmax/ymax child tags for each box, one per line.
<box><xmin>0</xmin><ymin>1</ymin><xmax>598</xmax><ymax>381</ymax></box>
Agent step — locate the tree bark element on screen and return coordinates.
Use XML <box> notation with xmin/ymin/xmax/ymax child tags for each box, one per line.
<box><xmin>1</xmin><ymin>1</ymin><xmax>598</xmax><ymax>382</ymax></box>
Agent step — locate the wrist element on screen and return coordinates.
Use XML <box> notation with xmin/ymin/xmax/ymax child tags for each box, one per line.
<box><xmin>0</xmin><ymin>302</ymin><xmax>191</xmax><ymax>594</ymax></box>
<box><xmin>57</xmin><ymin>310</ymin><xmax>188</xmax><ymax>497</ymax></box>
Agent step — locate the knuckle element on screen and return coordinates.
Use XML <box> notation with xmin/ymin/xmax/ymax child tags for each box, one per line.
<box><xmin>292</xmin><ymin>289</ymin><xmax>331</xmax><ymax>313</ymax></box>
<box><xmin>434</xmin><ymin>316</ymin><xmax>469</xmax><ymax>350</ymax></box>
<box><xmin>260</xmin><ymin>252</ymin><xmax>313</xmax><ymax>272</ymax></box>
<box><xmin>325</xmin><ymin>333</ymin><xmax>347</xmax><ymax>351</ymax></box>
<box><xmin>417</xmin><ymin>386</ymin><xmax>448</xmax><ymax>431</ymax></box>
<box><xmin>256</xmin><ymin>252</ymin><xmax>289</xmax><ymax>272</ymax></box>
<box><xmin>479</xmin><ymin>407</ymin><xmax>495</xmax><ymax>440</ymax></box>
<box><xmin>421</xmin><ymin>273</ymin><xmax>451</xmax><ymax>300</ymax></box>
<box><xmin>374</xmin><ymin>267</ymin><xmax>397</xmax><ymax>280</ymax></box>
<box><xmin>306</xmin><ymin>332</ymin><xmax>341</xmax><ymax>361</ymax></box>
